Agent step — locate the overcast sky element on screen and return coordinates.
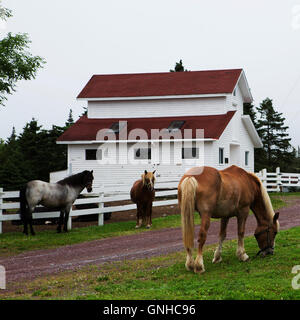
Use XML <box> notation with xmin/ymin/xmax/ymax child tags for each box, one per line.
<box><xmin>1</xmin><ymin>0</ymin><xmax>300</xmax><ymax>147</ymax></box>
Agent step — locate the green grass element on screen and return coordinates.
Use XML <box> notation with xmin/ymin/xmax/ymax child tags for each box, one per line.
<box><xmin>2</xmin><ymin>226</ymin><xmax>300</xmax><ymax>300</ymax></box>
<box><xmin>0</xmin><ymin>192</ymin><xmax>297</xmax><ymax>258</ymax></box>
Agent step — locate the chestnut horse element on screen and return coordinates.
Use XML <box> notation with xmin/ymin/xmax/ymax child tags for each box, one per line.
<box><xmin>130</xmin><ymin>170</ymin><xmax>156</xmax><ymax>229</ymax></box>
<box><xmin>178</xmin><ymin>165</ymin><xmax>280</xmax><ymax>274</ymax></box>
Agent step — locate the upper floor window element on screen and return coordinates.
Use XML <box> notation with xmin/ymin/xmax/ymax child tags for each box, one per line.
<box><xmin>219</xmin><ymin>148</ymin><xmax>224</xmax><ymax>164</ymax></box>
<box><xmin>134</xmin><ymin>148</ymin><xmax>151</xmax><ymax>160</ymax></box>
<box><xmin>182</xmin><ymin>147</ymin><xmax>199</xmax><ymax>159</ymax></box>
<box><xmin>168</xmin><ymin>120</ymin><xmax>185</xmax><ymax>132</ymax></box>
<box><xmin>245</xmin><ymin>151</ymin><xmax>249</xmax><ymax>166</ymax></box>
<box><xmin>85</xmin><ymin>149</ymin><xmax>101</xmax><ymax>160</ymax></box>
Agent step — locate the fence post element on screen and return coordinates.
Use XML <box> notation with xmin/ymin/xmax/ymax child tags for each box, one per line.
<box><xmin>262</xmin><ymin>168</ymin><xmax>267</xmax><ymax>188</ymax></box>
<box><xmin>276</xmin><ymin>167</ymin><xmax>281</xmax><ymax>192</ymax></box>
<box><xmin>0</xmin><ymin>188</ymin><xmax>3</xmax><ymax>234</ymax></box>
<box><xmin>98</xmin><ymin>191</ymin><xmax>104</xmax><ymax>226</ymax></box>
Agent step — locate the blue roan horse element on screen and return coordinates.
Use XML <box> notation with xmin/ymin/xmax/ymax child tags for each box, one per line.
<box><xmin>20</xmin><ymin>170</ymin><xmax>94</xmax><ymax>235</ymax></box>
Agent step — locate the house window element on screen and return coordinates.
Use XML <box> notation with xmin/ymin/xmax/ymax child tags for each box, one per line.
<box><xmin>168</xmin><ymin>120</ymin><xmax>185</xmax><ymax>132</ymax></box>
<box><xmin>85</xmin><ymin>149</ymin><xmax>99</xmax><ymax>160</ymax></box>
<box><xmin>182</xmin><ymin>147</ymin><xmax>199</xmax><ymax>159</ymax></box>
<box><xmin>219</xmin><ymin>148</ymin><xmax>224</xmax><ymax>164</ymax></box>
<box><xmin>245</xmin><ymin>151</ymin><xmax>249</xmax><ymax>166</ymax></box>
<box><xmin>134</xmin><ymin>148</ymin><xmax>151</xmax><ymax>160</ymax></box>
<box><xmin>107</xmin><ymin>121</ymin><xmax>126</xmax><ymax>134</ymax></box>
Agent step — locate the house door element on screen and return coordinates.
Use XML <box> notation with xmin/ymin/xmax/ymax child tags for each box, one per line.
<box><xmin>230</xmin><ymin>144</ymin><xmax>240</xmax><ymax>166</ymax></box>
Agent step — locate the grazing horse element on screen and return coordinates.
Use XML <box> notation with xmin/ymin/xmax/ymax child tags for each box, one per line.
<box><xmin>130</xmin><ymin>170</ymin><xmax>156</xmax><ymax>229</ymax></box>
<box><xmin>19</xmin><ymin>170</ymin><xmax>94</xmax><ymax>235</ymax></box>
<box><xmin>178</xmin><ymin>165</ymin><xmax>279</xmax><ymax>274</ymax></box>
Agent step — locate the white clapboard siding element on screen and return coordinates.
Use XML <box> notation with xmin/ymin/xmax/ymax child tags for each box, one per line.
<box><xmin>88</xmin><ymin>97</ymin><xmax>227</xmax><ymax>119</ymax></box>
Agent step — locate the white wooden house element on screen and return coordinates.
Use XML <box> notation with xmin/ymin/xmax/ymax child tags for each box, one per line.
<box><xmin>53</xmin><ymin>69</ymin><xmax>262</xmax><ymax>187</ymax></box>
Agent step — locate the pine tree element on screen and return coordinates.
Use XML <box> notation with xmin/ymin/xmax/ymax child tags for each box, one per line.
<box><xmin>170</xmin><ymin>59</ymin><xmax>188</xmax><ymax>72</ymax></box>
<box><xmin>243</xmin><ymin>103</ymin><xmax>257</xmax><ymax>127</ymax></box>
<box><xmin>255</xmin><ymin>98</ymin><xmax>294</xmax><ymax>171</ymax></box>
<box><xmin>65</xmin><ymin>109</ymin><xmax>74</xmax><ymax>128</ymax></box>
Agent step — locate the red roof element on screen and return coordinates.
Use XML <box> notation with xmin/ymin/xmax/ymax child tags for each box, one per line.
<box><xmin>77</xmin><ymin>69</ymin><xmax>242</xmax><ymax>99</ymax></box>
<box><xmin>57</xmin><ymin>112</ymin><xmax>236</xmax><ymax>142</ymax></box>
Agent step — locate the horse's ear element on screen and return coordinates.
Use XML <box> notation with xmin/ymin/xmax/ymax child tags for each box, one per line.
<box><xmin>144</xmin><ymin>170</ymin><xmax>148</xmax><ymax>175</ymax></box>
<box><xmin>153</xmin><ymin>170</ymin><xmax>156</xmax><ymax>174</ymax></box>
<box><xmin>273</xmin><ymin>212</ymin><xmax>279</xmax><ymax>222</ymax></box>
<box><xmin>91</xmin><ymin>170</ymin><xmax>93</xmax><ymax>174</ymax></box>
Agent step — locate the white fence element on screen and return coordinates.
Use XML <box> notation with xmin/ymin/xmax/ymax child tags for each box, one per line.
<box><xmin>1</xmin><ymin>167</ymin><xmax>300</xmax><ymax>234</ymax></box>
<box><xmin>256</xmin><ymin>167</ymin><xmax>300</xmax><ymax>192</ymax></box>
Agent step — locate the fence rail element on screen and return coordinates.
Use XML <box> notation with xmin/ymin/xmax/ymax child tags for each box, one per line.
<box><xmin>1</xmin><ymin>167</ymin><xmax>300</xmax><ymax>233</ymax></box>
<box><xmin>0</xmin><ymin>177</ymin><xmax>178</xmax><ymax>233</ymax></box>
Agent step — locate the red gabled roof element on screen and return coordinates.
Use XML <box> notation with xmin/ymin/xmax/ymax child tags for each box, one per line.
<box><xmin>77</xmin><ymin>69</ymin><xmax>242</xmax><ymax>99</ymax></box>
<box><xmin>57</xmin><ymin>112</ymin><xmax>236</xmax><ymax>142</ymax></box>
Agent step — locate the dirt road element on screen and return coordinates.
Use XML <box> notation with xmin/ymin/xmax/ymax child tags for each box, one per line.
<box><xmin>1</xmin><ymin>201</ymin><xmax>300</xmax><ymax>285</ymax></box>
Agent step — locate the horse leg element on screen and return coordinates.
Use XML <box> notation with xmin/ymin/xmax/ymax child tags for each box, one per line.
<box><xmin>63</xmin><ymin>207</ymin><xmax>71</xmax><ymax>232</ymax></box>
<box><xmin>194</xmin><ymin>213</ymin><xmax>210</xmax><ymax>274</ymax></box>
<box><xmin>23</xmin><ymin>214</ymin><xmax>28</xmax><ymax>235</ymax></box>
<box><xmin>28</xmin><ymin>208</ymin><xmax>35</xmax><ymax>236</ymax></box>
<box><xmin>146</xmin><ymin>202</ymin><xmax>152</xmax><ymax>229</ymax></box>
<box><xmin>185</xmin><ymin>247</ymin><xmax>195</xmax><ymax>271</ymax></box>
<box><xmin>135</xmin><ymin>203</ymin><xmax>142</xmax><ymax>229</ymax></box>
<box><xmin>212</xmin><ymin>217</ymin><xmax>229</xmax><ymax>264</ymax></box>
<box><xmin>57</xmin><ymin>210</ymin><xmax>64</xmax><ymax>233</ymax></box>
<box><xmin>236</xmin><ymin>211</ymin><xmax>249</xmax><ymax>262</ymax></box>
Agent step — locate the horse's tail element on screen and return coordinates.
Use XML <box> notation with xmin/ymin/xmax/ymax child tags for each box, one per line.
<box><xmin>179</xmin><ymin>176</ymin><xmax>198</xmax><ymax>249</ymax></box>
<box><xmin>19</xmin><ymin>185</ymin><xmax>28</xmax><ymax>223</ymax></box>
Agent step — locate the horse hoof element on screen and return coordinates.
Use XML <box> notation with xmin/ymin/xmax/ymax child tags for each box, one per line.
<box><xmin>146</xmin><ymin>225</ymin><xmax>151</xmax><ymax>229</ymax></box>
<box><xmin>212</xmin><ymin>256</ymin><xmax>222</xmax><ymax>264</ymax></box>
<box><xmin>185</xmin><ymin>262</ymin><xmax>194</xmax><ymax>272</ymax></box>
<box><xmin>135</xmin><ymin>225</ymin><xmax>141</xmax><ymax>229</ymax></box>
<box><xmin>194</xmin><ymin>264</ymin><xmax>205</xmax><ymax>274</ymax></box>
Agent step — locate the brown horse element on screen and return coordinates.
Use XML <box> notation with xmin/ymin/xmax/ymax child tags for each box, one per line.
<box><xmin>130</xmin><ymin>170</ymin><xmax>156</xmax><ymax>229</ymax></box>
<box><xmin>178</xmin><ymin>165</ymin><xmax>279</xmax><ymax>274</ymax></box>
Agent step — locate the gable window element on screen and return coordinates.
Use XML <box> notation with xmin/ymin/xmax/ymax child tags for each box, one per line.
<box><xmin>168</xmin><ymin>120</ymin><xmax>185</xmax><ymax>132</ymax></box>
<box><xmin>134</xmin><ymin>148</ymin><xmax>151</xmax><ymax>160</ymax></box>
<box><xmin>219</xmin><ymin>148</ymin><xmax>224</xmax><ymax>164</ymax></box>
<box><xmin>182</xmin><ymin>147</ymin><xmax>199</xmax><ymax>159</ymax></box>
<box><xmin>245</xmin><ymin>151</ymin><xmax>249</xmax><ymax>166</ymax></box>
<box><xmin>85</xmin><ymin>149</ymin><xmax>101</xmax><ymax>160</ymax></box>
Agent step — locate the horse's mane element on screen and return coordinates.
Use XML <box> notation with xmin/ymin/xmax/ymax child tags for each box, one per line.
<box><xmin>248</xmin><ymin>172</ymin><xmax>275</xmax><ymax>220</ymax></box>
<box><xmin>57</xmin><ymin>171</ymin><xmax>87</xmax><ymax>186</ymax></box>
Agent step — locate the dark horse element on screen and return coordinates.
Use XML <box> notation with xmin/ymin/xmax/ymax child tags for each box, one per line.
<box><xmin>178</xmin><ymin>165</ymin><xmax>279</xmax><ymax>274</ymax></box>
<box><xmin>130</xmin><ymin>170</ymin><xmax>156</xmax><ymax>229</ymax></box>
<box><xmin>20</xmin><ymin>170</ymin><xmax>94</xmax><ymax>235</ymax></box>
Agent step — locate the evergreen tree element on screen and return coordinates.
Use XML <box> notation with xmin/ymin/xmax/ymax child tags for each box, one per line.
<box><xmin>65</xmin><ymin>109</ymin><xmax>74</xmax><ymax>128</ymax></box>
<box><xmin>170</xmin><ymin>59</ymin><xmax>188</xmax><ymax>72</ymax></box>
<box><xmin>243</xmin><ymin>102</ymin><xmax>257</xmax><ymax>127</ymax></box>
<box><xmin>255</xmin><ymin>98</ymin><xmax>294</xmax><ymax>171</ymax></box>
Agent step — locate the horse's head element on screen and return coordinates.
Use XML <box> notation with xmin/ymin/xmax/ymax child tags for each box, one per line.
<box><xmin>254</xmin><ymin>212</ymin><xmax>279</xmax><ymax>257</ymax></box>
<box><xmin>142</xmin><ymin>170</ymin><xmax>156</xmax><ymax>191</ymax></box>
<box><xmin>83</xmin><ymin>170</ymin><xmax>94</xmax><ymax>193</ymax></box>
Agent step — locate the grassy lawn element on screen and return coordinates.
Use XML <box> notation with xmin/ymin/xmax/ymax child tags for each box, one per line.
<box><xmin>0</xmin><ymin>192</ymin><xmax>298</xmax><ymax>258</ymax></box>
<box><xmin>1</xmin><ymin>226</ymin><xmax>300</xmax><ymax>300</ymax></box>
